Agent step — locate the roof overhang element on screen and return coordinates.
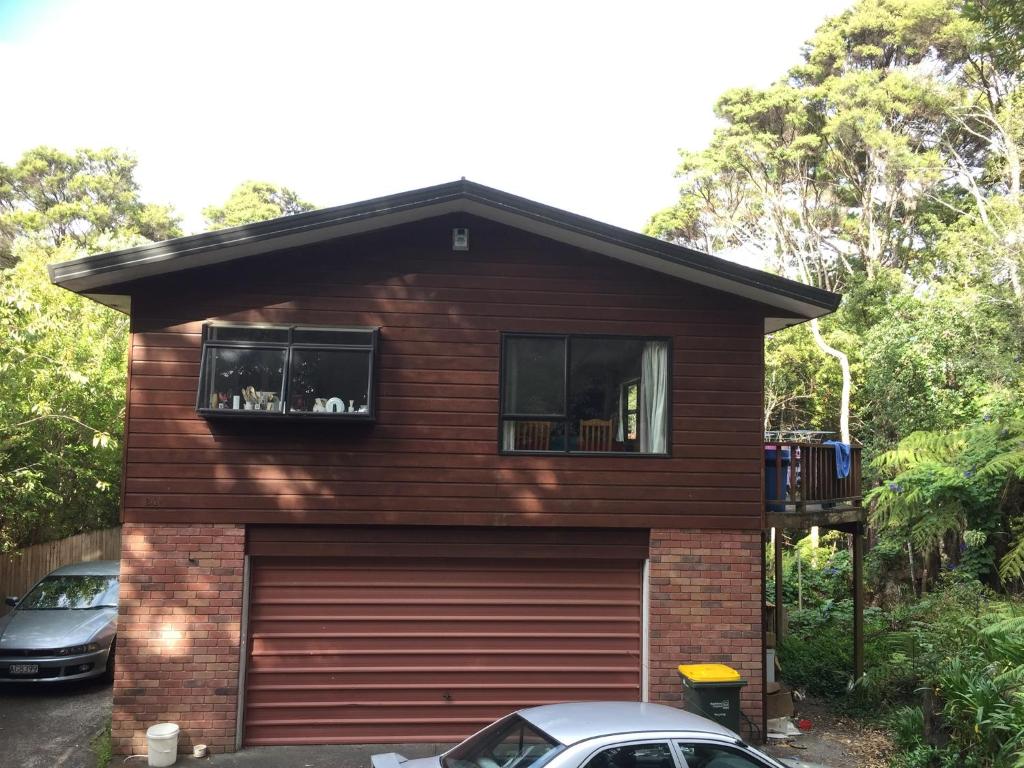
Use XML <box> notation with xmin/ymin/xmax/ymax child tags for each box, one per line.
<box><xmin>49</xmin><ymin>179</ymin><xmax>841</xmax><ymax>333</ymax></box>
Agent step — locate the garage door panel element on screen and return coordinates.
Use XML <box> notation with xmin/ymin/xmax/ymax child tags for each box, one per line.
<box><xmin>244</xmin><ymin>555</ymin><xmax>643</xmax><ymax>746</ymax></box>
<box><xmin>251</xmin><ymin>636</ymin><xmax>640</xmax><ymax>655</ymax></box>
<box><xmin>246</xmin><ymin>683</ymin><xmax>641</xmax><ymax>706</ymax></box>
<box><xmin>247</xmin><ymin>667</ymin><xmax>640</xmax><ymax>689</ymax></box>
<box><xmin>248</xmin><ymin>617</ymin><xmax>640</xmax><ymax>634</ymax></box>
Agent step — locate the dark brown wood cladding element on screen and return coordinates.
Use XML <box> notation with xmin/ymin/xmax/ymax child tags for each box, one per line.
<box><xmin>122</xmin><ymin>214</ymin><xmax>766</xmax><ymax>530</ymax></box>
<box><xmin>243</xmin><ymin>555</ymin><xmax>643</xmax><ymax>745</ymax></box>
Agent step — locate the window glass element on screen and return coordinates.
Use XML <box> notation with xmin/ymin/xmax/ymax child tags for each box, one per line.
<box><xmin>443</xmin><ymin>714</ymin><xmax>562</xmax><ymax>768</ymax></box>
<box><xmin>201</xmin><ymin>346</ymin><xmax>286</xmax><ymax>411</ymax></box>
<box><xmin>289</xmin><ymin>349</ymin><xmax>372</xmax><ymax>414</ymax></box>
<box><xmin>501</xmin><ymin>420</ymin><xmax>565</xmax><ymax>452</ymax></box>
<box><xmin>582</xmin><ymin>743</ymin><xmax>676</xmax><ymax>768</ymax></box>
<box><xmin>209</xmin><ymin>326</ymin><xmax>289</xmax><ymax>343</ymax></box>
<box><xmin>19</xmin><ymin>576</ymin><xmax>119</xmax><ymax>610</ymax></box>
<box><xmin>502</xmin><ymin>337</ymin><xmax>566</xmax><ymax>415</ymax></box>
<box><xmin>500</xmin><ymin>335</ymin><xmax>669</xmax><ymax>454</ymax></box>
<box><xmin>676</xmin><ymin>743</ymin><xmax>772</xmax><ymax>768</ymax></box>
<box><xmin>292</xmin><ymin>328</ymin><xmax>375</xmax><ymax>346</ymax></box>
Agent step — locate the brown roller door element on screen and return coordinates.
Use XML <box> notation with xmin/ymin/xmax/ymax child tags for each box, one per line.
<box><xmin>242</xmin><ymin>528</ymin><xmax>645</xmax><ymax>746</ymax></box>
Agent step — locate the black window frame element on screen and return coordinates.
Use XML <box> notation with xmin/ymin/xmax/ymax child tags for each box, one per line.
<box><xmin>498</xmin><ymin>332</ymin><xmax>672</xmax><ymax>457</ymax></box>
<box><xmin>196</xmin><ymin>323</ymin><xmax>379</xmax><ymax>421</ymax></box>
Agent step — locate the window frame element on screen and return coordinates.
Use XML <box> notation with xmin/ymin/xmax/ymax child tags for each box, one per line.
<box><xmin>498</xmin><ymin>332</ymin><xmax>672</xmax><ymax>458</ymax></box>
<box><xmin>195</xmin><ymin>322</ymin><xmax>379</xmax><ymax>421</ymax></box>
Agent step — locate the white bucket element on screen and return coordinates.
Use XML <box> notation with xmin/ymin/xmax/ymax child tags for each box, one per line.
<box><xmin>146</xmin><ymin>722</ymin><xmax>180</xmax><ymax>767</ymax></box>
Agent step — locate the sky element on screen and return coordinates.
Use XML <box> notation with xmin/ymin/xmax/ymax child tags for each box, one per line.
<box><xmin>0</xmin><ymin>0</ymin><xmax>852</xmax><ymax>237</ymax></box>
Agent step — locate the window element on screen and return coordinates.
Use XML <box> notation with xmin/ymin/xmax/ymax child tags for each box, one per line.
<box><xmin>18</xmin><ymin>576</ymin><xmax>119</xmax><ymax>610</ymax></box>
<box><xmin>582</xmin><ymin>743</ymin><xmax>677</xmax><ymax>768</ymax></box>
<box><xmin>443</xmin><ymin>714</ymin><xmax>563</xmax><ymax>768</ymax></box>
<box><xmin>500</xmin><ymin>334</ymin><xmax>670</xmax><ymax>454</ymax></box>
<box><xmin>676</xmin><ymin>743</ymin><xmax>777</xmax><ymax>768</ymax></box>
<box><xmin>197</xmin><ymin>324</ymin><xmax>378</xmax><ymax>419</ymax></box>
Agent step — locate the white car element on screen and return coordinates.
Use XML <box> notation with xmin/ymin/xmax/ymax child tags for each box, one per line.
<box><xmin>372</xmin><ymin>702</ymin><xmax>825</xmax><ymax>768</ymax></box>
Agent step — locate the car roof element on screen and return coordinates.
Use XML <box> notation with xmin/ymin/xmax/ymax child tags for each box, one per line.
<box><xmin>47</xmin><ymin>560</ymin><xmax>120</xmax><ymax>577</ymax></box>
<box><xmin>517</xmin><ymin>702</ymin><xmax>736</xmax><ymax>745</ymax></box>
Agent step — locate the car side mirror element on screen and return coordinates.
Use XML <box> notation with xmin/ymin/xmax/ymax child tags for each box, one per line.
<box><xmin>4</xmin><ymin>596</ymin><xmax>17</xmax><ymax>607</ymax></box>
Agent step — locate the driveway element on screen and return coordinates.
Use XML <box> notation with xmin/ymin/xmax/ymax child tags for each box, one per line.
<box><xmin>0</xmin><ymin>678</ymin><xmax>111</xmax><ymax>768</ymax></box>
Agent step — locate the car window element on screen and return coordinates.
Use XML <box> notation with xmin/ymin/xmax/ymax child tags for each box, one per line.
<box><xmin>443</xmin><ymin>715</ymin><xmax>562</xmax><ymax>768</ymax></box>
<box><xmin>676</xmin><ymin>743</ymin><xmax>773</xmax><ymax>768</ymax></box>
<box><xmin>18</xmin><ymin>575</ymin><xmax>119</xmax><ymax>610</ymax></box>
<box><xmin>582</xmin><ymin>743</ymin><xmax>677</xmax><ymax>768</ymax></box>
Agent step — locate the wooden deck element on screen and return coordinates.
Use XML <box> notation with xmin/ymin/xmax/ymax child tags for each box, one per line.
<box><xmin>764</xmin><ymin>440</ymin><xmax>863</xmax><ymax>530</ymax></box>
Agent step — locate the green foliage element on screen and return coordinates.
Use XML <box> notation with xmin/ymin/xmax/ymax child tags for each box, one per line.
<box><xmin>0</xmin><ymin>241</ymin><xmax>126</xmax><ymax>551</ymax></box>
<box><xmin>202</xmin><ymin>180</ymin><xmax>315</xmax><ymax>230</ymax></box>
<box><xmin>779</xmin><ymin>578</ymin><xmax>1024</xmax><ymax>766</ymax></box>
<box><xmin>867</xmin><ymin>412</ymin><xmax>1024</xmax><ymax>584</ymax></box>
<box><xmin>0</xmin><ymin>146</ymin><xmax>180</xmax><ymax>265</ymax></box>
<box><xmin>91</xmin><ymin>718</ymin><xmax>112</xmax><ymax>768</ymax></box>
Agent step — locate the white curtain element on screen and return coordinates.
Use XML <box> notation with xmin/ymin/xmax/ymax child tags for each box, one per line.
<box><xmin>616</xmin><ymin>390</ymin><xmax>625</xmax><ymax>442</ymax></box>
<box><xmin>638</xmin><ymin>341</ymin><xmax>668</xmax><ymax>454</ymax></box>
<box><xmin>502</xmin><ymin>422</ymin><xmax>516</xmax><ymax>451</ymax></box>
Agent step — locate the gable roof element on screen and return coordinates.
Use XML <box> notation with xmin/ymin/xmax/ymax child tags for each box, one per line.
<box><xmin>48</xmin><ymin>179</ymin><xmax>840</xmax><ymax>332</ymax></box>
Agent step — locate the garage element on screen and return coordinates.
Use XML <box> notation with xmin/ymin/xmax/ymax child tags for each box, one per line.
<box><xmin>242</xmin><ymin>527</ymin><xmax>647</xmax><ymax>746</ymax></box>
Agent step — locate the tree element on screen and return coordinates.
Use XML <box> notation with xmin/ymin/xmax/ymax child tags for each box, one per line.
<box><xmin>202</xmin><ymin>181</ymin><xmax>315</xmax><ymax>230</ymax></box>
<box><xmin>0</xmin><ymin>146</ymin><xmax>180</xmax><ymax>266</ymax></box>
<box><xmin>647</xmin><ymin>0</ymin><xmax>961</xmax><ymax>446</ymax></box>
<box><xmin>0</xmin><ymin>240</ymin><xmax>126</xmax><ymax>551</ymax></box>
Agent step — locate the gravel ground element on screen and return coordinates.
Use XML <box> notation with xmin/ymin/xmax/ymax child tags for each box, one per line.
<box><xmin>764</xmin><ymin>700</ymin><xmax>895</xmax><ymax>768</ymax></box>
<box><xmin>0</xmin><ymin>677</ymin><xmax>111</xmax><ymax>768</ymax></box>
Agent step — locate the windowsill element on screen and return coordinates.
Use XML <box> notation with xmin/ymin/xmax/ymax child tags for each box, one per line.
<box><xmin>498</xmin><ymin>449</ymin><xmax>671</xmax><ymax>458</ymax></box>
<box><xmin>196</xmin><ymin>408</ymin><xmax>374</xmax><ymax>422</ymax></box>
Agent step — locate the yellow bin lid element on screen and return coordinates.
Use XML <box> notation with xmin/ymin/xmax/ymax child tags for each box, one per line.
<box><xmin>678</xmin><ymin>663</ymin><xmax>741</xmax><ymax>683</ymax></box>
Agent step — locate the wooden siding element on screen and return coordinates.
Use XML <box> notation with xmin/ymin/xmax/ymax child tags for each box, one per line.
<box><xmin>122</xmin><ymin>214</ymin><xmax>766</xmax><ymax>530</ymax></box>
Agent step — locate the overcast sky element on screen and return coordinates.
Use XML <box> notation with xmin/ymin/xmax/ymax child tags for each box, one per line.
<box><xmin>0</xmin><ymin>0</ymin><xmax>851</xmax><ymax>235</ymax></box>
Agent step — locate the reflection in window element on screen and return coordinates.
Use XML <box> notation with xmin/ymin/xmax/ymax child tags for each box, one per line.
<box><xmin>501</xmin><ymin>335</ymin><xmax>669</xmax><ymax>454</ymax></box>
<box><xmin>19</xmin><ymin>576</ymin><xmax>119</xmax><ymax>610</ymax></box>
<box><xmin>582</xmin><ymin>743</ymin><xmax>676</xmax><ymax>768</ymax></box>
<box><xmin>676</xmin><ymin>743</ymin><xmax>767</xmax><ymax>768</ymax></box>
<box><xmin>443</xmin><ymin>714</ymin><xmax>561</xmax><ymax>768</ymax></box>
<box><xmin>289</xmin><ymin>349</ymin><xmax>372</xmax><ymax>414</ymax></box>
<box><xmin>201</xmin><ymin>346</ymin><xmax>287</xmax><ymax>412</ymax></box>
<box><xmin>196</xmin><ymin>325</ymin><xmax>378</xmax><ymax>418</ymax></box>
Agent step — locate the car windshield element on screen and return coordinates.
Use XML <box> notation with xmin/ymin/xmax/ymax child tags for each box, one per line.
<box><xmin>444</xmin><ymin>715</ymin><xmax>563</xmax><ymax>768</ymax></box>
<box><xmin>18</xmin><ymin>575</ymin><xmax>119</xmax><ymax>610</ymax></box>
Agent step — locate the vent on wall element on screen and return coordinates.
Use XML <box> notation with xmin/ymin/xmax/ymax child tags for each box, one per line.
<box><xmin>452</xmin><ymin>227</ymin><xmax>469</xmax><ymax>251</ymax></box>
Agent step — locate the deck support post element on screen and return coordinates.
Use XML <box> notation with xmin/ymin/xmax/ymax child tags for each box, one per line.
<box><xmin>853</xmin><ymin>522</ymin><xmax>865</xmax><ymax>681</ymax></box>
<box><xmin>773</xmin><ymin>527</ymin><xmax>784</xmax><ymax>643</ymax></box>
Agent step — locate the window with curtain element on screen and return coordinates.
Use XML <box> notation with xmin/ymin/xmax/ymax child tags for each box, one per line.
<box><xmin>500</xmin><ymin>334</ymin><xmax>670</xmax><ymax>454</ymax></box>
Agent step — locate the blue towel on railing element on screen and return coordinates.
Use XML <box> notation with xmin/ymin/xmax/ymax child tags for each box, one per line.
<box><xmin>823</xmin><ymin>440</ymin><xmax>851</xmax><ymax>479</ymax></box>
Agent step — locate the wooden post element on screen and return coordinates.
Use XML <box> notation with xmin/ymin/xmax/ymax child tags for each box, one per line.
<box><xmin>853</xmin><ymin>523</ymin><xmax>865</xmax><ymax>681</ymax></box>
<box><xmin>773</xmin><ymin>527</ymin><xmax>784</xmax><ymax>642</ymax></box>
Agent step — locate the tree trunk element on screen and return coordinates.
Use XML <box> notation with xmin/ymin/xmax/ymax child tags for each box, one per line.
<box><xmin>809</xmin><ymin>319</ymin><xmax>851</xmax><ymax>444</ymax></box>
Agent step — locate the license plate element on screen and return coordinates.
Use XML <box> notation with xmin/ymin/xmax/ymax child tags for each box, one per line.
<box><xmin>9</xmin><ymin>664</ymin><xmax>38</xmax><ymax>675</ymax></box>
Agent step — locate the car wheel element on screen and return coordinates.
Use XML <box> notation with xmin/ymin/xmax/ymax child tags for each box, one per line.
<box><xmin>102</xmin><ymin>640</ymin><xmax>116</xmax><ymax>683</ymax></box>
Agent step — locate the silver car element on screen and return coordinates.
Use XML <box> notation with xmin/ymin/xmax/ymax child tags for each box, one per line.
<box><xmin>372</xmin><ymin>702</ymin><xmax>824</xmax><ymax>768</ymax></box>
<box><xmin>0</xmin><ymin>560</ymin><xmax>119</xmax><ymax>683</ymax></box>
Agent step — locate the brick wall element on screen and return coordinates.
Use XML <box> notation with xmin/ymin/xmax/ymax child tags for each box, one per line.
<box><xmin>648</xmin><ymin>528</ymin><xmax>764</xmax><ymax>738</ymax></box>
<box><xmin>113</xmin><ymin>523</ymin><xmax>245</xmax><ymax>755</ymax></box>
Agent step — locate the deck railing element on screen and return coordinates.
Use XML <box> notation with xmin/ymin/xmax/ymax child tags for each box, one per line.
<box><xmin>764</xmin><ymin>441</ymin><xmax>862</xmax><ymax>513</ymax></box>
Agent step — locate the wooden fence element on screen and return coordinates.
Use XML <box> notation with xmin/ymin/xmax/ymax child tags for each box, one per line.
<box><xmin>0</xmin><ymin>527</ymin><xmax>121</xmax><ymax>614</ymax></box>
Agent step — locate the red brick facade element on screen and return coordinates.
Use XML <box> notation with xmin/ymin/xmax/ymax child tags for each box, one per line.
<box><xmin>648</xmin><ymin>528</ymin><xmax>764</xmax><ymax>737</ymax></box>
<box><xmin>113</xmin><ymin>523</ymin><xmax>245</xmax><ymax>755</ymax></box>
<box><xmin>112</xmin><ymin>525</ymin><xmax>764</xmax><ymax>754</ymax></box>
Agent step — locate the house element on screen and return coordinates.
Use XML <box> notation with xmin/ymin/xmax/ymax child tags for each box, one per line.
<box><xmin>49</xmin><ymin>180</ymin><xmax>847</xmax><ymax>756</ymax></box>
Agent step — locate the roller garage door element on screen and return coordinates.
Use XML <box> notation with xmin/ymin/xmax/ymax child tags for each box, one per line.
<box><xmin>243</xmin><ymin>527</ymin><xmax>647</xmax><ymax>746</ymax></box>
